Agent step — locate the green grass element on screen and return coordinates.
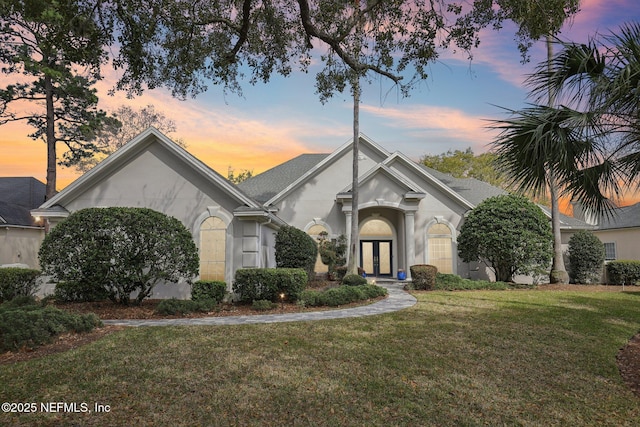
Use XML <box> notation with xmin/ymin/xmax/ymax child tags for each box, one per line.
<box><xmin>2</xmin><ymin>290</ymin><xmax>640</xmax><ymax>426</ymax></box>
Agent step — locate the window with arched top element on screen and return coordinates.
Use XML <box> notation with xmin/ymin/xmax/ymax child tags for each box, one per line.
<box><xmin>427</xmin><ymin>223</ymin><xmax>453</xmax><ymax>274</ymax></box>
<box><xmin>200</xmin><ymin>216</ymin><xmax>226</xmax><ymax>281</ymax></box>
<box><xmin>360</xmin><ymin>219</ymin><xmax>392</xmax><ymax>237</ymax></box>
<box><xmin>307</xmin><ymin>224</ymin><xmax>329</xmax><ymax>273</ymax></box>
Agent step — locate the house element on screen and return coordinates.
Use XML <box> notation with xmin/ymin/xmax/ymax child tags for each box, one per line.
<box><xmin>31</xmin><ymin>127</ymin><xmax>594</xmax><ymax>297</ymax></box>
<box><xmin>588</xmin><ymin>202</ymin><xmax>640</xmax><ymax>262</ymax></box>
<box><xmin>0</xmin><ymin>177</ymin><xmax>46</xmax><ymax>268</ymax></box>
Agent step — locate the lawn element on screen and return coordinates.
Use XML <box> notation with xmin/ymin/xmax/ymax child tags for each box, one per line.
<box><xmin>1</xmin><ymin>289</ymin><xmax>640</xmax><ymax>426</ymax></box>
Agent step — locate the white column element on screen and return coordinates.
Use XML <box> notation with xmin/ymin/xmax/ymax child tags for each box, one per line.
<box><xmin>345</xmin><ymin>209</ymin><xmax>353</xmax><ymax>263</ymax></box>
<box><xmin>405</xmin><ymin>211</ymin><xmax>415</xmax><ymax>279</ymax></box>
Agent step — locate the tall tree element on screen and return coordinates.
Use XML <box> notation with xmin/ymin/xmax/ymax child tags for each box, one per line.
<box><xmin>107</xmin><ymin>0</ymin><xmax>586</xmax><ymax>274</ymax></box>
<box><xmin>74</xmin><ymin>104</ymin><xmax>186</xmax><ymax>173</ymax></box>
<box><xmin>489</xmin><ymin>0</ymin><xmax>581</xmax><ymax>284</ymax></box>
<box><xmin>492</xmin><ymin>22</ymin><xmax>640</xmax><ymax>284</ymax></box>
<box><xmin>0</xmin><ymin>0</ymin><xmax>113</xmax><ymax>199</ymax></box>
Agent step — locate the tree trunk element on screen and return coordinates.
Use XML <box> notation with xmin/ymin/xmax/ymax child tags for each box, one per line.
<box><xmin>546</xmin><ymin>34</ymin><xmax>569</xmax><ymax>284</ymax></box>
<box><xmin>347</xmin><ymin>76</ymin><xmax>360</xmax><ymax>275</ymax></box>
<box><xmin>45</xmin><ymin>74</ymin><xmax>57</xmax><ymax>200</ymax></box>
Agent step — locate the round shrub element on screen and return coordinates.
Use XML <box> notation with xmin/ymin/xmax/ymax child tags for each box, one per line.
<box><xmin>567</xmin><ymin>230</ymin><xmax>605</xmax><ymax>284</ymax></box>
<box><xmin>457</xmin><ymin>194</ymin><xmax>553</xmax><ymax>282</ymax></box>
<box><xmin>275</xmin><ymin>225</ymin><xmax>318</xmax><ymax>281</ymax></box>
<box><xmin>342</xmin><ymin>273</ymin><xmax>367</xmax><ymax>286</ymax></box>
<box><xmin>410</xmin><ymin>264</ymin><xmax>438</xmax><ymax>290</ymax></box>
<box><xmin>39</xmin><ymin>207</ymin><xmax>199</xmax><ymax>305</ymax></box>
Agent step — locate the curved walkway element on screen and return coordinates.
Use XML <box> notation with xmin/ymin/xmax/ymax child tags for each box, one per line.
<box><xmin>102</xmin><ymin>282</ymin><xmax>417</xmax><ymax>327</ymax></box>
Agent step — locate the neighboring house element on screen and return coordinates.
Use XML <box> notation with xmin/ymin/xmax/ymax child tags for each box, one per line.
<box><xmin>0</xmin><ymin>177</ymin><xmax>46</xmax><ymax>268</ymax></box>
<box><xmin>589</xmin><ymin>202</ymin><xmax>640</xmax><ymax>262</ymax></box>
<box><xmin>31</xmin><ymin>128</ymin><xmax>594</xmax><ymax>297</ymax></box>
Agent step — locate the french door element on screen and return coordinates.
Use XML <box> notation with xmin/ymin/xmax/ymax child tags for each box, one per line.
<box><xmin>360</xmin><ymin>240</ymin><xmax>392</xmax><ymax>277</ymax></box>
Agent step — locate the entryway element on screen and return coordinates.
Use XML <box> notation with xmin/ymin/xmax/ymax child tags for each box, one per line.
<box><xmin>360</xmin><ymin>240</ymin><xmax>392</xmax><ymax>277</ymax></box>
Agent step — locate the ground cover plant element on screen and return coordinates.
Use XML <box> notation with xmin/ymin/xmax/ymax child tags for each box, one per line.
<box><xmin>1</xmin><ymin>289</ymin><xmax>639</xmax><ymax>426</ymax></box>
<box><xmin>0</xmin><ymin>297</ymin><xmax>101</xmax><ymax>352</ymax></box>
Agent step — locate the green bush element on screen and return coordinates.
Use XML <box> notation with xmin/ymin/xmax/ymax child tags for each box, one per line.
<box><xmin>342</xmin><ymin>273</ymin><xmax>367</xmax><ymax>286</ymax></box>
<box><xmin>39</xmin><ymin>207</ymin><xmax>199</xmax><ymax>305</ymax></box>
<box><xmin>252</xmin><ymin>299</ymin><xmax>277</xmax><ymax>311</ymax></box>
<box><xmin>317</xmin><ymin>233</ymin><xmax>347</xmax><ymax>278</ymax></box>
<box><xmin>567</xmin><ymin>231</ymin><xmax>605</xmax><ymax>284</ymax></box>
<box><xmin>607</xmin><ymin>261</ymin><xmax>640</xmax><ymax>285</ymax></box>
<box><xmin>233</xmin><ymin>268</ymin><xmax>308</xmax><ymax>303</ymax></box>
<box><xmin>0</xmin><ymin>267</ymin><xmax>41</xmax><ymax>303</ymax></box>
<box><xmin>297</xmin><ymin>284</ymin><xmax>387</xmax><ymax>307</ymax></box>
<box><xmin>457</xmin><ymin>194</ymin><xmax>553</xmax><ymax>282</ymax></box>
<box><xmin>0</xmin><ymin>302</ymin><xmax>101</xmax><ymax>352</ymax></box>
<box><xmin>275</xmin><ymin>225</ymin><xmax>318</xmax><ymax>281</ymax></box>
<box><xmin>54</xmin><ymin>281</ymin><xmax>110</xmax><ymax>303</ymax></box>
<box><xmin>410</xmin><ymin>265</ymin><xmax>438</xmax><ymax>290</ymax></box>
<box><xmin>191</xmin><ymin>280</ymin><xmax>227</xmax><ymax>304</ymax></box>
<box><xmin>431</xmin><ymin>273</ymin><xmax>522</xmax><ymax>291</ymax></box>
<box><xmin>155</xmin><ymin>298</ymin><xmax>217</xmax><ymax>316</ymax></box>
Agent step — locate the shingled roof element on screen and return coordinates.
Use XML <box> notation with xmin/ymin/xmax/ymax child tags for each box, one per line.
<box><xmin>597</xmin><ymin>202</ymin><xmax>640</xmax><ymax>230</ymax></box>
<box><xmin>0</xmin><ymin>177</ymin><xmax>46</xmax><ymax>227</ymax></box>
<box><xmin>238</xmin><ymin>153</ymin><xmax>329</xmax><ymax>203</ymax></box>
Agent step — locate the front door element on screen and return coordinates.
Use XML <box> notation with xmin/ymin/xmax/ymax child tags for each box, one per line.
<box><xmin>360</xmin><ymin>240</ymin><xmax>392</xmax><ymax>277</ymax></box>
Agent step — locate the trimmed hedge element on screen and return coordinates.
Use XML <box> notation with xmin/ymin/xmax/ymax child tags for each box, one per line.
<box><xmin>431</xmin><ymin>273</ymin><xmax>533</xmax><ymax>291</ymax></box>
<box><xmin>0</xmin><ymin>300</ymin><xmax>101</xmax><ymax>352</ymax></box>
<box><xmin>0</xmin><ymin>267</ymin><xmax>40</xmax><ymax>303</ymax></box>
<box><xmin>607</xmin><ymin>261</ymin><xmax>640</xmax><ymax>285</ymax></box>
<box><xmin>191</xmin><ymin>280</ymin><xmax>227</xmax><ymax>304</ymax></box>
<box><xmin>410</xmin><ymin>264</ymin><xmax>438</xmax><ymax>290</ymax></box>
<box><xmin>233</xmin><ymin>268</ymin><xmax>308</xmax><ymax>303</ymax></box>
<box><xmin>298</xmin><ymin>284</ymin><xmax>387</xmax><ymax>307</ymax></box>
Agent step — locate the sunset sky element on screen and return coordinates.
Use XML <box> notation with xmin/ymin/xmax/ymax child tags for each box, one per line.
<box><xmin>2</xmin><ymin>0</ymin><xmax>639</xmax><ymax>205</ymax></box>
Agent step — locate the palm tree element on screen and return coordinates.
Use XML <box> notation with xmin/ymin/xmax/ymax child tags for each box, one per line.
<box><xmin>523</xmin><ymin>22</ymin><xmax>640</xmax><ymax>217</ymax></box>
<box><xmin>492</xmin><ymin>22</ymin><xmax>640</xmax><ymax>283</ymax></box>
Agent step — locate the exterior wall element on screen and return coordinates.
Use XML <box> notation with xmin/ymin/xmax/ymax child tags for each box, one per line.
<box><xmin>44</xmin><ymin>143</ymin><xmax>261</xmax><ymax>297</ymax></box>
<box><xmin>594</xmin><ymin>228</ymin><xmax>640</xmax><ymax>261</ymax></box>
<box><xmin>0</xmin><ymin>226</ymin><xmax>45</xmax><ymax>269</ymax></box>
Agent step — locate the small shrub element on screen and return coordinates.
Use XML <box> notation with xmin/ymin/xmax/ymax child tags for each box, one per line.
<box><xmin>155</xmin><ymin>298</ymin><xmax>217</xmax><ymax>316</ymax></box>
<box><xmin>0</xmin><ymin>302</ymin><xmax>101</xmax><ymax>352</ymax></box>
<box><xmin>0</xmin><ymin>267</ymin><xmax>41</xmax><ymax>303</ymax></box>
<box><xmin>191</xmin><ymin>280</ymin><xmax>227</xmax><ymax>304</ymax></box>
<box><xmin>567</xmin><ymin>231</ymin><xmax>605</xmax><ymax>284</ymax></box>
<box><xmin>342</xmin><ymin>274</ymin><xmax>367</xmax><ymax>286</ymax></box>
<box><xmin>297</xmin><ymin>289</ymin><xmax>322</xmax><ymax>307</ymax></box>
<box><xmin>233</xmin><ymin>268</ymin><xmax>307</xmax><ymax>303</ymax></box>
<box><xmin>54</xmin><ymin>281</ymin><xmax>110</xmax><ymax>303</ymax></box>
<box><xmin>607</xmin><ymin>261</ymin><xmax>640</xmax><ymax>285</ymax></box>
<box><xmin>252</xmin><ymin>299</ymin><xmax>276</xmax><ymax>311</ymax></box>
<box><xmin>334</xmin><ymin>266</ymin><xmax>365</xmax><ymax>281</ymax></box>
<box><xmin>410</xmin><ymin>265</ymin><xmax>438</xmax><ymax>290</ymax></box>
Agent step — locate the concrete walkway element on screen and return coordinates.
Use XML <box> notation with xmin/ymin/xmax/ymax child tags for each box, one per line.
<box><xmin>102</xmin><ymin>282</ymin><xmax>417</xmax><ymax>327</ymax></box>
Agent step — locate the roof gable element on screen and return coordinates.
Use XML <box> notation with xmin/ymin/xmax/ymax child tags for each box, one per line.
<box><xmin>597</xmin><ymin>202</ymin><xmax>640</xmax><ymax>230</ymax></box>
<box><xmin>243</xmin><ymin>134</ymin><xmax>390</xmax><ymax>206</ymax></box>
<box><xmin>37</xmin><ymin>127</ymin><xmax>261</xmax><ymax>212</ymax></box>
